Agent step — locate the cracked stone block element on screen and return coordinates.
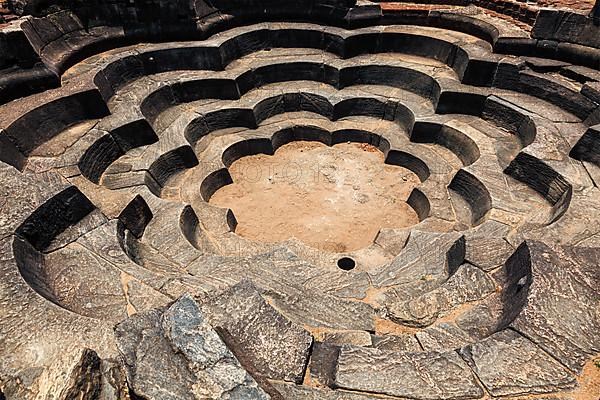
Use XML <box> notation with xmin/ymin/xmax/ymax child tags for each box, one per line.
<box><xmin>334</xmin><ymin>346</ymin><xmax>484</xmax><ymax>399</ymax></box>
<box><xmin>114</xmin><ymin>294</ymin><xmax>269</xmax><ymax>400</ymax></box>
<box><xmin>454</xmin><ymin>301</ymin><xmax>501</xmax><ymax>339</ymax></box>
<box><xmin>200</xmin><ymin>280</ymin><xmax>313</xmax><ymax>383</ymax></box>
<box><xmin>459</xmin><ymin>330</ymin><xmax>577</xmax><ymax>396</ymax></box>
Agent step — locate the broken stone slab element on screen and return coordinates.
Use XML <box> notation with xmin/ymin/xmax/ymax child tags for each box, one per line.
<box><xmin>114</xmin><ymin>294</ymin><xmax>269</xmax><ymax>400</ymax></box>
<box><xmin>459</xmin><ymin>330</ymin><xmax>577</xmax><ymax>396</ymax></box>
<box><xmin>0</xmin><ymin>347</ymin><xmax>121</xmax><ymax>400</ymax></box>
<box><xmin>509</xmin><ymin>241</ymin><xmax>600</xmax><ymax>373</ymax></box>
<box><xmin>523</xmin><ymin>57</ymin><xmax>570</xmax><ymax>72</ymax></box>
<box><xmin>334</xmin><ymin>346</ymin><xmax>484</xmax><ymax>399</ymax></box>
<box><xmin>200</xmin><ymin>281</ymin><xmax>313</xmax><ymax>384</ymax></box>
<box><xmin>264</xmin><ymin>284</ymin><xmax>375</xmax><ymax>332</ymax></box>
<box><xmin>387</xmin><ymin>264</ymin><xmax>496</xmax><ymax>327</ymax></box>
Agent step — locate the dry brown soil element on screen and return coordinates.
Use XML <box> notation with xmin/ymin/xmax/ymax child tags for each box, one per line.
<box><xmin>210</xmin><ymin>141</ymin><xmax>421</xmax><ymax>253</ymax></box>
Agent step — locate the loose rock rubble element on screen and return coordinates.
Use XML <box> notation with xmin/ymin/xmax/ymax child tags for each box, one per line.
<box><xmin>0</xmin><ymin>0</ymin><xmax>599</xmax><ymax>399</ymax></box>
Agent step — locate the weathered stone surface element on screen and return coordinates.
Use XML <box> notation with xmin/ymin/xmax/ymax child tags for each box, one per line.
<box><xmin>321</xmin><ymin>330</ymin><xmax>372</xmax><ymax>347</ymax></box>
<box><xmin>370</xmin><ymin>333</ymin><xmax>421</xmax><ymax>352</ymax></box>
<box><xmin>0</xmin><ymin>163</ymin><xmax>69</xmax><ymax>239</ymax></box>
<box><xmin>42</xmin><ymin>242</ymin><xmax>130</xmax><ymax>321</ymax></box>
<box><xmin>454</xmin><ymin>301</ymin><xmax>502</xmax><ymax>339</ymax></box>
<box><xmin>533</xmin><ymin>10</ymin><xmax>600</xmax><ymax>49</ymax></box>
<box><xmin>416</xmin><ymin>323</ymin><xmax>475</xmax><ymax>351</ymax></box>
<box><xmin>2</xmin><ymin>7</ymin><xmax>600</xmax><ymax>400</ymax></box>
<box><xmin>518</xmin><ymin>71</ymin><xmax>597</xmax><ymax>120</ymax></box>
<box><xmin>334</xmin><ymin>346</ymin><xmax>484</xmax><ymax>399</ymax></box>
<box><xmin>1</xmin><ymin>347</ymin><xmax>104</xmax><ymax>400</ymax></box>
<box><xmin>371</xmin><ymin>231</ymin><xmax>465</xmax><ymax>290</ymax></box>
<box><xmin>270</xmin><ymin>382</ymin><xmax>381</xmax><ymax>400</ymax></box>
<box><xmin>387</xmin><ymin>264</ymin><xmax>496</xmax><ymax>327</ymax></box>
<box><xmin>570</xmin><ymin>125</ymin><xmax>600</xmax><ymax>166</ymax></box>
<box><xmin>309</xmin><ymin>342</ymin><xmax>340</xmax><ymax>387</ymax></box>
<box><xmin>186</xmin><ymin>250</ymin><xmax>376</xmax><ymax>331</ymax></box>
<box><xmin>460</xmin><ymin>330</ymin><xmax>577</xmax><ymax>396</ymax></box>
<box><xmin>98</xmin><ymin>358</ymin><xmax>131</xmax><ymax>400</ymax></box>
<box><xmin>201</xmin><ymin>281</ymin><xmax>313</xmax><ymax>383</ymax></box>
<box><xmin>114</xmin><ymin>295</ymin><xmax>269</xmax><ymax>400</ymax></box>
<box><xmin>54</xmin><ymin>348</ymin><xmax>102</xmax><ymax>400</ymax></box>
<box><xmin>464</xmin><ymin>220</ymin><xmax>514</xmax><ymax>271</ymax></box>
<box><xmin>509</xmin><ymin>241</ymin><xmax>600</xmax><ymax>373</ymax></box>
<box><xmin>582</xmin><ymin>82</ymin><xmax>600</xmax><ymax>104</ymax></box>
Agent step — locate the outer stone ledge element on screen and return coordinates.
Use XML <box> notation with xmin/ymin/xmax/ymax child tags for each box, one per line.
<box><xmin>333</xmin><ymin>346</ymin><xmax>484</xmax><ymax>399</ymax></box>
<box><xmin>509</xmin><ymin>241</ymin><xmax>600</xmax><ymax>373</ymax></box>
<box><xmin>459</xmin><ymin>330</ymin><xmax>577</xmax><ymax>396</ymax></box>
<box><xmin>114</xmin><ymin>294</ymin><xmax>269</xmax><ymax>400</ymax></box>
<box><xmin>271</xmin><ymin>382</ymin><xmax>386</xmax><ymax>399</ymax></box>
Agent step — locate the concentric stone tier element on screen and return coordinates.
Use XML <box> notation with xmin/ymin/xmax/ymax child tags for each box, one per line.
<box><xmin>0</xmin><ymin>2</ymin><xmax>599</xmax><ymax>399</ymax></box>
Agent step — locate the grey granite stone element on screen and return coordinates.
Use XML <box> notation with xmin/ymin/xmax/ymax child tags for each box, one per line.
<box><xmin>334</xmin><ymin>346</ymin><xmax>484</xmax><ymax>399</ymax></box>
<box><xmin>201</xmin><ymin>281</ymin><xmax>313</xmax><ymax>383</ymax></box>
<box><xmin>370</xmin><ymin>333</ymin><xmax>421</xmax><ymax>352</ymax></box>
<box><xmin>387</xmin><ymin>264</ymin><xmax>496</xmax><ymax>327</ymax></box>
<box><xmin>416</xmin><ymin>323</ymin><xmax>475</xmax><ymax>351</ymax></box>
<box><xmin>510</xmin><ymin>241</ymin><xmax>600</xmax><ymax>373</ymax></box>
<box><xmin>460</xmin><ymin>330</ymin><xmax>577</xmax><ymax>396</ymax></box>
<box><xmin>114</xmin><ymin>294</ymin><xmax>269</xmax><ymax>400</ymax></box>
<box><xmin>270</xmin><ymin>382</ymin><xmax>382</xmax><ymax>400</ymax></box>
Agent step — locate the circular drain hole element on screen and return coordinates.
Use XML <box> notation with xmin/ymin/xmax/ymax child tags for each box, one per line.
<box><xmin>337</xmin><ymin>257</ymin><xmax>356</xmax><ymax>271</ymax></box>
